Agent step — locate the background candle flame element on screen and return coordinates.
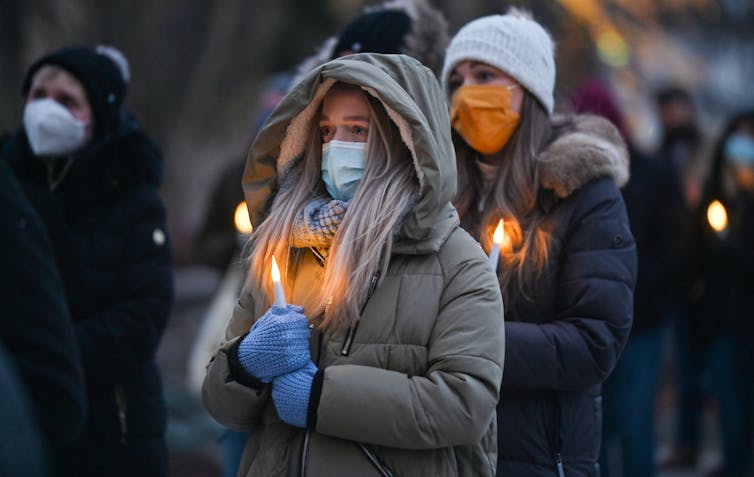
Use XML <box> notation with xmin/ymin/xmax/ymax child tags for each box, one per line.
<box><xmin>707</xmin><ymin>200</ymin><xmax>728</xmax><ymax>233</ymax></box>
<box><xmin>234</xmin><ymin>201</ymin><xmax>253</xmax><ymax>235</ymax></box>
<box><xmin>493</xmin><ymin>219</ymin><xmax>505</xmax><ymax>245</ymax></box>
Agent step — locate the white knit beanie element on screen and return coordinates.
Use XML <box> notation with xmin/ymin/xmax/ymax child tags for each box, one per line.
<box><xmin>441</xmin><ymin>9</ymin><xmax>556</xmax><ymax>113</ymax></box>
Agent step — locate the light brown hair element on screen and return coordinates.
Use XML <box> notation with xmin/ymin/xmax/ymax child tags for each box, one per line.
<box><xmin>454</xmin><ymin>93</ymin><xmax>553</xmax><ymax>302</ymax></box>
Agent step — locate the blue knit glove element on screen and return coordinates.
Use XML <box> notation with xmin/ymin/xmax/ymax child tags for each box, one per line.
<box><xmin>237</xmin><ymin>304</ymin><xmax>311</xmax><ymax>383</ymax></box>
<box><xmin>272</xmin><ymin>361</ymin><xmax>317</xmax><ymax>428</ymax></box>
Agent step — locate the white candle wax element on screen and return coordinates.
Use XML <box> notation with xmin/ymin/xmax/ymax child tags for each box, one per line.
<box><xmin>489</xmin><ymin>219</ymin><xmax>504</xmax><ymax>272</ymax></box>
<box><xmin>488</xmin><ymin>243</ymin><xmax>500</xmax><ymax>272</ymax></box>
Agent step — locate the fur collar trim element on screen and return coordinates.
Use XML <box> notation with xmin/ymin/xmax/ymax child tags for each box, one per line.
<box><xmin>538</xmin><ymin>114</ymin><xmax>629</xmax><ymax>198</ymax></box>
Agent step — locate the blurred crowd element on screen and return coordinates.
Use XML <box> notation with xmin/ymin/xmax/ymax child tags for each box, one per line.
<box><xmin>1</xmin><ymin>1</ymin><xmax>752</xmax><ymax>477</ymax></box>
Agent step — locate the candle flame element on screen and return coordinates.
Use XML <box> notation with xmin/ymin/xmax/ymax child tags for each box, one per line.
<box><xmin>707</xmin><ymin>200</ymin><xmax>728</xmax><ymax>233</ymax></box>
<box><xmin>271</xmin><ymin>255</ymin><xmax>282</xmax><ymax>283</ymax></box>
<box><xmin>234</xmin><ymin>201</ymin><xmax>253</xmax><ymax>234</ymax></box>
<box><xmin>493</xmin><ymin>219</ymin><xmax>505</xmax><ymax>245</ymax></box>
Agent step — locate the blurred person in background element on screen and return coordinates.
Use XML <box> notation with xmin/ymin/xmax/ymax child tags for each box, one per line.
<box><xmin>441</xmin><ymin>10</ymin><xmax>636</xmax><ymax>477</ymax></box>
<box><xmin>1</xmin><ymin>45</ymin><xmax>174</xmax><ymax>477</ymax></box>
<box><xmin>656</xmin><ymin>85</ymin><xmax>710</xmax><ymax>471</ymax></box>
<box><xmin>202</xmin><ymin>52</ymin><xmax>505</xmax><ymax>477</ymax></box>
<box><xmin>289</xmin><ymin>0</ymin><xmax>449</xmax><ymax>87</ymax></box>
<box><xmin>687</xmin><ymin>110</ymin><xmax>754</xmax><ymax>477</ymax></box>
<box><xmin>657</xmin><ymin>86</ymin><xmax>704</xmax><ymax>210</ymax></box>
<box><xmin>570</xmin><ymin>79</ymin><xmax>686</xmax><ymax>477</ymax></box>
<box><xmin>194</xmin><ymin>72</ymin><xmax>292</xmax><ymax>273</ymax></box>
<box><xmin>0</xmin><ymin>149</ymin><xmax>85</xmax><ymax>475</ymax></box>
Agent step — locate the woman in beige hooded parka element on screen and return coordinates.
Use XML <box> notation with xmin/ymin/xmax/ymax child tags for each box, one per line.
<box><xmin>202</xmin><ymin>53</ymin><xmax>505</xmax><ymax>477</ymax></box>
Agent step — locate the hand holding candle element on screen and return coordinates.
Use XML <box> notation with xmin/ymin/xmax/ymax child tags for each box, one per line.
<box><xmin>271</xmin><ymin>255</ymin><xmax>287</xmax><ymax>306</ymax></box>
<box><xmin>488</xmin><ymin>219</ymin><xmax>504</xmax><ymax>271</ymax></box>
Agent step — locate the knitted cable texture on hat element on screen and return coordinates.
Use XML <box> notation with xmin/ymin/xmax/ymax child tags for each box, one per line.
<box><xmin>441</xmin><ymin>8</ymin><xmax>556</xmax><ymax>113</ymax></box>
<box><xmin>272</xmin><ymin>361</ymin><xmax>317</xmax><ymax>428</ymax></box>
<box><xmin>237</xmin><ymin>305</ymin><xmax>311</xmax><ymax>383</ymax></box>
<box><xmin>291</xmin><ymin>197</ymin><xmax>348</xmax><ymax>252</ymax></box>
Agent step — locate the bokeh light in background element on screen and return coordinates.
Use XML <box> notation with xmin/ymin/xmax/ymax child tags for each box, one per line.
<box><xmin>2</xmin><ymin>2</ymin><xmax>753</xmax><ymax>474</ymax></box>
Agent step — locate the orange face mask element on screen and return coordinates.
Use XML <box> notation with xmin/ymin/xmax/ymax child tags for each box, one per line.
<box><xmin>450</xmin><ymin>84</ymin><xmax>520</xmax><ymax>155</ymax></box>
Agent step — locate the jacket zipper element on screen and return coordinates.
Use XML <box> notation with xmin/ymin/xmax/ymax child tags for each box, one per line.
<box><xmin>300</xmin><ymin>305</ymin><xmax>325</xmax><ymax>477</ymax></box>
<box><xmin>358</xmin><ymin>443</ymin><xmax>395</xmax><ymax>477</ymax></box>
<box><xmin>114</xmin><ymin>384</ymin><xmax>128</xmax><ymax>444</ymax></box>
<box><xmin>300</xmin><ymin>430</ymin><xmax>311</xmax><ymax>477</ymax></box>
<box><xmin>550</xmin><ymin>392</ymin><xmax>564</xmax><ymax>477</ymax></box>
<box><xmin>341</xmin><ymin>271</ymin><xmax>380</xmax><ymax>356</ymax></box>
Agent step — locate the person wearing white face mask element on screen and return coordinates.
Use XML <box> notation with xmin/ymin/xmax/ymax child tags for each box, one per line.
<box><xmin>1</xmin><ymin>45</ymin><xmax>174</xmax><ymax>477</ymax></box>
<box><xmin>202</xmin><ymin>54</ymin><xmax>505</xmax><ymax>477</ymax></box>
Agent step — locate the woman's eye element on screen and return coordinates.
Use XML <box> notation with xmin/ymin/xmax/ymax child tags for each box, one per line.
<box><xmin>320</xmin><ymin>126</ymin><xmax>332</xmax><ymax>138</ymax></box>
<box><xmin>477</xmin><ymin>71</ymin><xmax>493</xmax><ymax>82</ymax></box>
<box><xmin>448</xmin><ymin>78</ymin><xmax>462</xmax><ymax>92</ymax></box>
<box><xmin>352</xmin><ymin>126</ymin><xmax>367</xmax><ymax>135</ymax></box>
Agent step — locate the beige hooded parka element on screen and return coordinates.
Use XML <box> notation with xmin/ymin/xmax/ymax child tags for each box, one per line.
<box><xmin>202</xmin><ymin>53</ymin><xmax>505</xmax><ymax>477</ymax></box>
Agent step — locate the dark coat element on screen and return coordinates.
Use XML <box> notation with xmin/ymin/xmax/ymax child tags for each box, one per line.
<box><xmin>621</xmin><ymin>147</ymin><xmax>686</xmax><ymax>334</ymax></box>
<box><xmin>3</xmin><ymin>111</ymin><xmax>174</xmax><ymax>477</ymax></box>
<box><xmin>0</xmin><ymin>155</ymin><xmax>85</xmax><ymax>461</ymax></box>
<box><xmin>0</xmin><ymin>341</ymin><xmax>49</xmax><ymax>477</ymax></box>
<box><xmin>459</xmin><ymin>115</ymin><xmax>636</xmax><ymax>477</ymax></box>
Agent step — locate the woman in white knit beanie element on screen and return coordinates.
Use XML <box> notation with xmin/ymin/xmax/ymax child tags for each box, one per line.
<box><xmin>442</xmin><ymin>9</ymin><xmax>637</xmax><ymax>477</ymax></box>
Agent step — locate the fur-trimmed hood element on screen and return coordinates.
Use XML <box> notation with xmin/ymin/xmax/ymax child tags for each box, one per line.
<box><xmin>243</xmin><ymin>53</ymin><xmax>457</xmax><ymax>253</ymax></box>
<box><xmin>289</xmin><ymin>0</ymin><xmax>449</xmax><ymax>89</ymax></box>
<box><xmin>538</xmin><ymin>114</ymin><xmax>629</xmax><ymax>198</ymax></box>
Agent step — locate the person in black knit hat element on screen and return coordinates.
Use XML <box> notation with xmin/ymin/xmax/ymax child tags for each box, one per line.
<box><xmin>289</xmin><ymin>0</ymin><xmax>449</xmax><ymax>87</ymax></box>
<box><xmin>1</xmin><ymin>44</ymin><xmax>174</xmax><ymax>476</ymax></box>
<box><xmin>22</xmin><ymin>45</ymin><xmax>129</xmax><ymax>141</ymax></box>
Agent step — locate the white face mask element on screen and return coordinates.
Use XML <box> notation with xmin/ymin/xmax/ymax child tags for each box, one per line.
<box><xmin>321</xmin><ymin>140</ymin><xmax>367</xmax><ymax>201</ymax></box>
<box><xmin>23</xmin><ymin>98</ymin><xmax>88</xmax><ymax>157</ymax></box>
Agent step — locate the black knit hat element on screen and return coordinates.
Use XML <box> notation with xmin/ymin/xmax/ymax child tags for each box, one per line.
<box><xmin>331</xmin><ymin>9</ymin><xmax>413</xmax><ymax>59</ymax></box>
<box><xmin>21</xmin><ymin>45</ymin><xmax>129</xmax><ymax>138</ymax></box>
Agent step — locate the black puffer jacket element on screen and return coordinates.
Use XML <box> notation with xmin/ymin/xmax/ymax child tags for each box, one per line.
<box><xmin>4</xmin><ymin>111</ymin><xmax>174</xmax><ymax>477</ymax></box>
<box><xmin>460</xmin><ymin>115</ymin><xmax>636</xmax><ymax>477</ymax></box>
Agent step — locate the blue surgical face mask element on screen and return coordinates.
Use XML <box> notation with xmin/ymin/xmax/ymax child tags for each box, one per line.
<box><xmin>725</xmin><ymin>134</ymin><xmax>754</xmax><ymax>168</ymax></box>
<box><xmin>321</xmin><ymin>140</ymin><xmax>367</xmax><ymax>201</ymax></box>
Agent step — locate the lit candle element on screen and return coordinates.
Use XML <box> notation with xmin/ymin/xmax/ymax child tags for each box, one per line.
<box><xmin>271</xmin><ymin>255</ymin><xmax>286</xmax><ymax>306</ymax></box>
<box><xmin>489</xmin><ymin>219</ymin><xmax>504</xmax><ymax>271</ymax></box>
<box><xmin>234</xmin><ymin>201</ymin><xmax>253</xmax><ymax>235</ymax></box>
<box><xmin>707</xmin><ymin>199</ymin><xmax>728</xmax><ymax>236</ymax></box>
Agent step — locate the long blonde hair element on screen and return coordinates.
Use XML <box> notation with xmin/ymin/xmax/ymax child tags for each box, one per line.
<box><xmin>246</xmin><ymin>83</ymin><xmax>418</xmax><ymax>332</ymax></box>
<box><xmin>454</xmin><ymin>93</ymin><xmax>553</xmax><ymax>301</ymax></box>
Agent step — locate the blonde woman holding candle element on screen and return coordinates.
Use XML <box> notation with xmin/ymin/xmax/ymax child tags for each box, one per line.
<box><xmin>442</xmin><ymin>9</ymin><xmax>637</xmax><ymax>477</ymax></box>
<box><xmin>202</xmin><ymin>53</ymin><xmax>505</xmax><ymax>477</ymax></box>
